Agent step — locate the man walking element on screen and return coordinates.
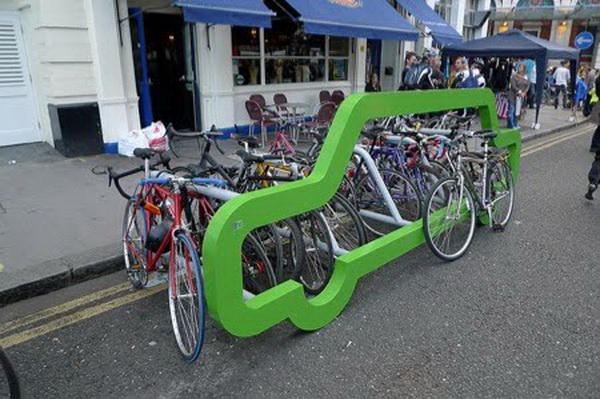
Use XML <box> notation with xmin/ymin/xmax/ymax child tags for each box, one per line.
<box><xmin>553</xmin><ymin>60</ymin><xmax>571</xmax><ymax>109</ymax></box>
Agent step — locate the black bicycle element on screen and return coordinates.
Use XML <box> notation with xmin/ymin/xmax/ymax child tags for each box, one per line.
<box><xmin>0</xmin><ymin>347</ymin><xmax>20</xmax><ymax>398</ymax></box>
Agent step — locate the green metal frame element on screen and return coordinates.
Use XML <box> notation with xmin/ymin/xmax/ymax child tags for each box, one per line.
<box><xmin>202</xmin><ymin>89</ymin><xmax>522</xmax><ymax>338</ymax></box>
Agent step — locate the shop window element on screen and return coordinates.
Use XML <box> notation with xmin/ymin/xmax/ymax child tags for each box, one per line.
<box><xmin>231</xmin><ymin>23</ymin><xmax>350</xmax><ymax>86</ymax></box>
<box><xmin>232</xmin><ymin>27</ymin><xmax>261</xmax><ymax>86</ymax></box>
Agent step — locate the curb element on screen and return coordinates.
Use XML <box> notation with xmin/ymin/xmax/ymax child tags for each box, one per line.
<box><xmin>521</xmin><ymin>118</ymin><xmax>591</xmax><ymax>143</ymax></box>
<box><xmin>0</xmin><ymin>119</ymin><xmax>591</xmax><ymax>307</ymax></box>
<box><xmin>0</xmin><ymin>243</ymin><xmax>123</xmax><ymax>307</ymax></box>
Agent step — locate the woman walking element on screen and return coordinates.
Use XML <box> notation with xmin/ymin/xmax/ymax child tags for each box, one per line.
<box><xmin>507</xmin><ymin>64</ymin><xmax>529</xmax><ymax>129</ymax></box>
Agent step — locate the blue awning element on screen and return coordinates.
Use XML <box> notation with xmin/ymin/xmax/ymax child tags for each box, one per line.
<box><xmin>284</xmin><ymin>0</ymin><xmax>419</xmax><ymax>41</ymax></box>
<box><xmin>395</xmin><ymin>0</ymin><xmax>462</xmax><ymax>46</ymax></box>
<box><xmin>174</xmin><ymin>0</ymin><xmax>275</xmax><ymax>28</ymax></box>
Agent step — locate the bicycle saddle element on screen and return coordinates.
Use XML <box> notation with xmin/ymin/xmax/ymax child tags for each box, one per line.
<box><xmin>133</xmin><ymin>148</ymin><xmax>156</xmax><ymax>160</ymax></box>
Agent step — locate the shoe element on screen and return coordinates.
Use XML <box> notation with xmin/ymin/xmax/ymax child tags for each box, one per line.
<box><xmin>585</xmin><ymin>183</ymin><xmax>597</xmax><ymax>200</ymax></box>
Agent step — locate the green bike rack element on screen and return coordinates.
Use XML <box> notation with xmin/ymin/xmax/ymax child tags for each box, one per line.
<box><xmin>202</xmin><ymin>89</ymin><xmax>522</xmax><ymax>338</ymax></box>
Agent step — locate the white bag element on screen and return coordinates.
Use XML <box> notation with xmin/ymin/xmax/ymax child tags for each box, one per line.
<box><xmin>142</xmin><ymin>121</ymin><xmax>169</xmax><ymax>152</ymax></box>
<box><xmin>118</xmin><ymin>129</ymin><xmax>149</xmax><ymax>157</ymax></box>
<box><xmin>515</xmin><ymin>97</ymin><xmax>523</xmax><ymax>118</ymax></box>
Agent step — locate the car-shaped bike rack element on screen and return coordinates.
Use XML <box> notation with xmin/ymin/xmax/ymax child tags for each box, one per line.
<box><xmin>202</xmin><ymin>89</ymin><xmax>522</xmax><ymax>338</ymax></box>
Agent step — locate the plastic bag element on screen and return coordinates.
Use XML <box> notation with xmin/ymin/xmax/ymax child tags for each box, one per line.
<box><xmin>142</xmin><ymin>121</ymin><xmax>169</xmax><ymax>152</ymax></box>
<box><xmin>118</xmin><ymin>129</ymin><xmax>149</xmax><ymax>157</ymax></box>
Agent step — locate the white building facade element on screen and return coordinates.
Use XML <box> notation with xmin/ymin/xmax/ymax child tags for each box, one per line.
<box><xmin>0</xmin><ymin>0</ymin><xmax>489</xmax><ymax>151</ymax></box>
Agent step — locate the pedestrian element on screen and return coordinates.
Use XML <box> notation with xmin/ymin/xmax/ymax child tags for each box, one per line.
<box><xmin>586</xmin><ymin>68</ymin><xmax>596</xmax><ymax>93</ymax></box>
<box><xmin>399</xmin><ymin>52</ymin><xmax>417</xmax><ymax>90</ymax></box>
<box><xmin>401</xmin><ymin>48</ymin><xmax>439</xmax><ymax>90</ymax></box>
<box><xmin>520</xmin><ymin>58</ymin><xmax>537</xmax><ymax>109</ymax></box>
<box><xmin>430</xmin><ymin>57</ymin><xmax>445</xmax><ymax>89</ymax></box>
<box><xmin>553</xmin><ymin>60</ymin><xmax>571</xmax><ymax>109</ymax></box>
<box><xmin>365</xmin><ymin>72</ymin><xmax>381</xmax><ymax>92</ymax></box>
<box><xmin>507</xmin><ymin>63</ymin><xmax>529</xmax><ymax>129</ymax></box>
<box><xmin>449</xmin><ymin>57</ymin><xmax>468</xmax><ymax>88</ymax></box>
<box><xmin>588</xmin><ymin>72</ymin><xmax>600</xmax><ymax>151</ymax></box>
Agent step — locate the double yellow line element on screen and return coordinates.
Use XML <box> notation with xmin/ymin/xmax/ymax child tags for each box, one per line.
<box><xmin>0</xmin><ymin>282</ymin><xmax>165</xmax><ymax>348</ymax></box>
<box><xmin>0</xmin><ymin>124</ymin><xmax>594</xmax><ymax>349</ymax></box>
<box><xmin>521</xmin><ymin>125</ymin><xmax>594</xmax><ymax>158</ymax></box>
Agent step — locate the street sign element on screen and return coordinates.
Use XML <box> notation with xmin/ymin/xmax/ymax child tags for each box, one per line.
<box><xmin>575</xmin><ymin>31</ymin><xmax>594</xmax><ymax>50</ymax></box>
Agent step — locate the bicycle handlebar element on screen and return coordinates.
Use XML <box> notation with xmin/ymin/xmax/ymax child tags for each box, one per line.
<box><xmin>108</xmin><ymin>156</ymin><xmax>171</xmax><ymax>200</ymax></box>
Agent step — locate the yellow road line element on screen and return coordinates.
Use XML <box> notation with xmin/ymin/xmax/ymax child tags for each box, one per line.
<box><xmin>0</xmin><ymin>284</ymin><xmax>165</xmax><ymax>349</ymax></box>
<box><xmin>0</xmin><ymin>282</ymin><xmax>132</xmax><ymax>336</ymax></box>
<box><xmin>522</xmin><ymin>128</ymin><xmax>593</xmax><ymax>157</ymax></box>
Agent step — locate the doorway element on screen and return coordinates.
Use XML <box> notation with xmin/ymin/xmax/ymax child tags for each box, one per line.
<box><xmin>0</xmin><ymin>12</ymin><xmax>40</xmax><ymax>146</ymax></box>
<box><xmin>130</xmin><ymin>11</ymin><xmax>199</xmax><ymax>131</ymax></box>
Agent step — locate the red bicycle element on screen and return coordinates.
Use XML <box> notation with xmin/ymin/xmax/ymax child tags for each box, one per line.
<box><xmin>107</xmin><ymin>148</ymin><xmax>226</xmax><ymax>362</ymax></box>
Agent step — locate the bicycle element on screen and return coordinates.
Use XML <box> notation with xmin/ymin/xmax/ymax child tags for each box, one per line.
<box><xmin>0</xmin><ymin>347</ymin><xmax>20</xmax><ymax>398</ymax></box>
<box><xmin>422</xmin><ymin>129</ymin><xmax>515</xmax><ymax>261</ymax></box>
<box><xmin>99</xmin><ymin>149</ymin><xmax>229</xmax><ymax>362</ymax></box>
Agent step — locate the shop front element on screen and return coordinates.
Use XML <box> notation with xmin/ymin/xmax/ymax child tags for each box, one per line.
<box><xmin>129</xmin><ymin>0</ymin><xmax>420</xmax><ymax>133</ymax></box>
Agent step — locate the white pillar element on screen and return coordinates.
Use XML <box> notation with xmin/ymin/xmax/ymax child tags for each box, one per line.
<box><xmin>550</xmin><ymin>20</ymin><xmax>573</xmax><ymax>46</ymax></box>
<box><xmin>475</xmin><ymin>0</ymin><xmax>491</xmax><ymax>39</ymax></box>
<box><xmin>450</xmin><ymin>0</ymin><xmax>466</xmax><ymax>37</ymax></box>
<box><xmin>117</xmin><ymin>0</ymin><xmax>140</xmax><ymax>131</ymax></box>
<box><xmin>196</xmin><ymin>24</ymin><xmax>235</xmax><ymax>130</ymax></box>
<box><xmin>421</xmin><ymin>0</ymin><xmax>436</xmax><ymax>50</ymax></box>
<box><xmin>380</xmin><ymin>40</ymin><xmax>399</xmax><ymax>91</ymax></box>
<box><xmin>84</xmin><ymin>0</ymin><xmax>130</xmax><ymax>146</ymax></box>
<box><xmin>353</xmin><ymin>38</ymin><xmax>367</xmax><ymax>93</ymax></box>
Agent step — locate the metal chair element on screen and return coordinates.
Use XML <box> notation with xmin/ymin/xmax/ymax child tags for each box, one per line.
<box><xmin>304</xmin><ymin>101</ymin><xmax>336</xmax><ymax>134</ymax></box>
<box><xmin>331</xmin><ymin>90</ymin><xmax>345</xmax><ymax>106</ymax></box>
<box><xmin>245</xmin><ymin>100</ymin><xmax>278</xmax><ymax>148</ymax></box>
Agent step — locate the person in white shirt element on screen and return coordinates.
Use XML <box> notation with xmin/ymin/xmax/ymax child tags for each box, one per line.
<box><xmin>553</xmin><ymin>60</ymin><xmax>571</xmax><ymax>109</ymax></box>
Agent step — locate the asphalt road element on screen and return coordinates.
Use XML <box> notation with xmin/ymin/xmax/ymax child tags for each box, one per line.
<box><xmin>1</xmin><ymin>125</ymin><xmax>599</xmax><ymax>398</ymax></box>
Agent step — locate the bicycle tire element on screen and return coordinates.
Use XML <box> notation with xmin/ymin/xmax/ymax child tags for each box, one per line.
<box><xmin>409</xmin><ymin>164</ymin><xmax>442</xmax><ymax>202</ymax></box>
<box><xmin>242</xmin><ymin>232</ymin><xmax>278</xmax><ymax>294</ymax></box>
<box><xmin>122</xmin><ymin>200</ymin><xmax>149</xmax><ymax>289</ymax></box>
<box><xmin>423</xmin><ymin>177</ymin><xmax>476</xmax><ymax>261</ymax></box>
<box><xmin>0</xmin><ymin>347</ymin><xmax>20</xmax><ymax>399</ymax></box>
<box><xmin>486</xmin><ymin>160</ymin><xmax>515</xmax><ymax>230</ymax></box>
<box><xmin>296</xmin><ymin>211</ymin><xmax>334</xmax><ymax>295</ymax></box>
<box><xmin>321</xmin><ymin>193</ymin><xmax>368</xmax><ymax>252</ymax></box>
<box><xmin>354</xmin><ymin>168</ymin><xmax>422</xmax><ymax>236</ymax></box>
<box><xmin>168</xmin><ymin>233</ymin><xmax>205</xmax><ymax>363</ymax></box>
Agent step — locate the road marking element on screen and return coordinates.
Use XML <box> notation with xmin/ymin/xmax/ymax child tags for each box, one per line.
<box><xmin>0</xmin><ymin>284</ymin><xmax>165</xmax><ymax>349</ymax></box>
<box><xmin>521</xmin><ymin>126</ymin><xmax>594</xmax><ymax>157</ymax></box>
<box><xmin>0</xmin><ymin>282</ymin><xmax>132</xmax><ymax>336</ymax></box>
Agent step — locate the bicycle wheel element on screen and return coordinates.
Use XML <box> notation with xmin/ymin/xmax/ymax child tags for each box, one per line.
<box><xmin>296</xmin><ymin>211</ymin><xmax>334</xmax><ymax>295</ymax></box>
<box><xmin>355</xmin><ymin>169</ymin><xmax>422</xmax><ymax>236</ymax></box>
<box><xmin>271</xmin><ymin>219</ymin><xmax>305</xmax><ymax>283</ymax></box>
<box><xmin>0</xmin><ymin>348</ymin><xmax>20</xmax><ymax>399</ymax></box>
<box><xmin>487</xmin><ymin>160</ymin><xmax>515</xmax><ymax>230</ymax></box>
<box><xmin>408</xmin><ymin>164</ymin><xmax>442</xmax><ymax>202</ymax></box>
<box><xmin>424</xmin><ymin>177</ymin><xmax>476</xmax><ymax>261</ymax></box>
<box><xmin>321</xmin><ymin>193</ymin><xmax>367</xmax><ymax>252</ymax></box>
<box><xmin>123</xmin><ymin>200</ymin><xmax>149</xmax><ymax>289</ymax></box>
<box><xmin>242</xmin><ymin>232</ymin><xmax>277</xmax><ymax>294</ymax></box>
<box><xmin>168</xmin><ymin>233</ymin><xmax>205</xmax><ymax>363</ymax></box>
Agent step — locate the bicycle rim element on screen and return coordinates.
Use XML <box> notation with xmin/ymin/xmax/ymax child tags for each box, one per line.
<box><xmin>424</xmin><ymin>177</ymin><xmax>476</xmax><ymax>261</ymax></box>
<box><xmin>321</xmin><ymin>193</ymin><xmax>367</xmax><ymax>252</ymax></box>
<box><xmin>242</xmin><ymin>233</ymin><xmax>277</xmax><ymax>294</ymax></box>
<box><xmin>297</xmin><ymin>211</ymin><xmax>334</xmax><ymax>295</ymax></box>
<box><xmin>122</xmin><ymin>201</ymin><xmax>149</xmax><ymax>289</ymax></box>
<box><xmin>487</xmin><ymin>161</ymin><xmax>515</xmax><ymax>228</ymax></box>
<box><xmin>168</xmin><ymin>234</ymin><xmax>205</xmax><ymax>363</ymax></box>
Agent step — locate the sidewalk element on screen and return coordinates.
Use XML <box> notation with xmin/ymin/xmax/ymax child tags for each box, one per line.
<box><xmin>0</xmin><ymin>106</ymin><xmax>589</xmax><ymax>304</ymax></box>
